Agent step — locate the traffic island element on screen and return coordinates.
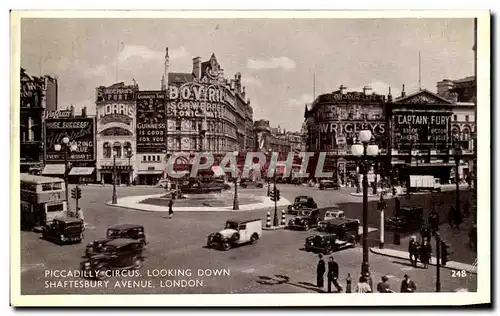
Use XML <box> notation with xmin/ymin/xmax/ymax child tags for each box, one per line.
<box><xmin>262</xmin><ymin>210</ymin><xmax>287</xmax><ymax>230</ymax></box>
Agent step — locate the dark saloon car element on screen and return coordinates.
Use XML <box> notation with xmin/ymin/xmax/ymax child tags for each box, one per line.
<box><xmin>304</xmin><ymin>232</ymin><xmax>356</xmax><ymax>254</ymax></box>
<box><xmin>316</xmin><ymin>218</ymin><xmax>360</xmax><ymax>244</ymax></box>
<box><xmin>106</xmin><ymin>224</ymin><xmax>147</xmax><ymax>245</ymax></box>
<box><xmin>80</xmin><ymin>238</ymin><xmax>145</xmax><ymax>280</ymax></box>
<box><xmin>240</xmin><ymin>179</ymin><xmax>264</xmax><ymax>188</ymax></box>
<box><xmin>319</xmin><ymin>180</ymin><xmax>340</xmax><ymax>190</ymax></box>
<box><xmin>287</xmin><ymin>208</ymin><xmax>326</xmax><ymax>231</ymax></box>
<box><xmin>386</xmin><ymin>207</ymin><xmax>424</xmax><ymax>232</ymax></box>
<box><xmin>41</xmin><ymin>217</ymin><xmax>85</xmax><ymax>245</ymax></box>
<box><xmin>180</xmin><ymin>179</ymin><xmax>227</xmax><ymax>194</ymax></box>
<box><xmin>287</xmin><ymin>196</ymin><xmax>318</xmax><ymax>215</ymax></box>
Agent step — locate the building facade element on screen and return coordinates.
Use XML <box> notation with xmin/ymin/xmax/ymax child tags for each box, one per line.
<box><xmin>304</xmin><ymin>87</ymin><xmax>387</xmax><ymax>186</ymax></box>
<box><xmin>388</xmin><ymin>89</ymin><xmax>473</xmax><ymax>185</ymax></box>
<box><xmin>95</xmin><ymin>82</ymin><xmax>139</xmax><ymax>184</ymax></box>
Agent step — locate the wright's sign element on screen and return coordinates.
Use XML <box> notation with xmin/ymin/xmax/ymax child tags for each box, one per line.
<box><xmin>44</xmin><ymin>117</ymin><xmax>96</xmax><ymax>162</ymax></box>
<box><xmin>392</xmin><ymin>111</ymin><xmax>452</xmax><ymax>147</ymax></box>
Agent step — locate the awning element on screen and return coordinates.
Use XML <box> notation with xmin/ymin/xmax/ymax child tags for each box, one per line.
<box><xmin>69</xmin><ymin>167</ymin><xmax>95</xmax><ymax>176</ymax></box>
<box><xmin>41</xmin><ymin>164</ymin><xmax>66</xmax><ymax>175</ymax></box>
<box><xmin>136</xmin><ymin>170</ymin><xmax>164</xmax><ymax>175</ymax></box>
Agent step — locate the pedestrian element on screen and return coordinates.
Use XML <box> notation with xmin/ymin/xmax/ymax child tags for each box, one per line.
<box><xmin>101</xmin><ymin>178</ymin><xmax>105</xmax><ymax>187</ymax></box>
<box><xmin>356</xmin><ymin>275</ymin><xmax>372</xmax><ymax>293</ymax></box>
<box><xmin>448</xmin><ymin>206</ymin><xmax>455</xmax><ymax>230</ymax></box>
<box><xmin>327</xmin><ymin>257</ymin><xmax>343</xmax><ymax>293</ymax></box>
<box><xmin>377</xmin><ymin>275</ymin><xmax>393</xmax><ymax>293</ymax></box>
<box><xmin>408</xmin><ymin>236</ymin><xmax>419</xmax><ymax>267</ymax></box>
<box><xmin>363</xmin><ymin>271</ymin><xmax>373</xmax><ymax>292</ymax></box>
<box><xmin>454</xmin><ymin>208</ymin><xmax>463</xmax><ymax>230</ymax></box>
<box><xmin>394</xmin><ymin>197</ymin><xmax>401</xmax><ymax>216</ymax></box>
<box><xmin>345</xmin><ymin>273</ymin><xmax>352</xmax><ymax>293</ymax></box>
<box><xmin>419</xmin><ymin>239</ymin><xmax>432</xmax><ymax>269</ymax></box>
<box><xmin>429</xmin><ymin>209</ymin><xmax>440</xmax><ymax>235</ymax></box>
<box><xmin>420</xmin><ymin>225</ymin><xmax>431</xmax><ymax>243</ymax></box>
<box><xmin>168</xmin><ymin>199</ymin><xmax>174</xmax><ymax>219</ymax></box>
<box><xmin>316</xmin><ymin>254</ymin><xmax>326</xmax><ymax>289</ymax></box>
<box><xmin>400</xmin><ymin>274</ymin><xmax>417</xmax><ymax>293</ymax></box>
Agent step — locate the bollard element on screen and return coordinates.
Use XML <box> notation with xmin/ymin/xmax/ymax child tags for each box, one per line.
<box><xmin>266</xmin><ymin>211</ymin><xmax>272</xmax><ymax>228</ymax></box>
<box><xmin>281</xmin><ymin>210</ymin><xmax>286</xmax><ymax>226</ymax></box>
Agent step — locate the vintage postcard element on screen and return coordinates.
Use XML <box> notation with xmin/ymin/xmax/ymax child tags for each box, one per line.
<box><xmin>10</xmin><ymin>10</ymin><xmax>490</xmax><ymax>307</ymax></box>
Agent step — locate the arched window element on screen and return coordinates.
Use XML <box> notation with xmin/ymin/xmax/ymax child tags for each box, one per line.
<box><xmin>123</xmin><ymin>142</ymin><xmax>132</xmax><ymax>158</ymax></box>
<box><xmin>462</xmin><ymin>126</ymin><xmax>471</xmax><ymax>141</ymax></box>
<box><xmin>113</xmin><ymin>141</ymin><xmax>122</xmax><ymax>158</ymax></box>
<box><xmin>103</xmin><ymin>142</ymin><xmax>111</xmax><ymax>158</ymax></box>
<box><xmin>451</xmin><ymin>125</ymin><xmax>461</xmax><ymax>142</ymax></box>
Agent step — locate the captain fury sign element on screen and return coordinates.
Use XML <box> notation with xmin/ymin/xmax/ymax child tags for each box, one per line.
<box><xmin>392</xmin><ymin>112</ymin><xmax>451</xmax><ymax>146</ymax></box>
<box><xmin>136</xmin><ymin>91</ymin><xmax>166</xmax><ymax>153</ymax></box>
<box><xmin>44</xmin><ymin>118</ymin><xmax>96</xmax><ymax>162</ymax></box>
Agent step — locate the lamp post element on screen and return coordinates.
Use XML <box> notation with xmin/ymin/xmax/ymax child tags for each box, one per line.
<box><xmin>351</xmin><ymin>129</ymin><xmax>379</xmax><ymax>275</ymax></box>
<box><xmin>126</xmin><ymin>148</ymin><xmax>133</xmax><ymax>186</ymax></box>
<box><xmin>233</xmin><ymin>151</ymin><xmax>239</xmax><ymax>211</ymax></box>
<box><xmin>111</xmin><ymin>151</ymin><xmax>118</xmax><ymax>204</ymax></box>
<box><xmin>378</xmin><ymin>193</ymin><xmax>387</xmax><ymax>249</ymax></box>
<box><xmin>54</xmin><ymin>136</ymin><xmax>77</xmax><ymax>214</ymax></box>
<box><xmin>435</xmin><ymin>232</ymin><xmax>442</xmax><ymax>292</ymax></box>
<box><xmin>453</xmin><ymin>142</ymin><xmax>463</xmax><ymax>216</ymax></box>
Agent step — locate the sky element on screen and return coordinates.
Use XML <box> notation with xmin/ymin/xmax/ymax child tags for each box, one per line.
<box><xmin>20</xmin><ymin>18</ymin><xmax>475</xmax><ymax>131</ymax></box>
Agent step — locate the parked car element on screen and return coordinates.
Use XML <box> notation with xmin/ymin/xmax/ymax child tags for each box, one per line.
<box><xmin>287</xmin><ymin>196</ymin><xmax>318</xmax><ymax>215</ymax></box>
<box><xmin>386</xmin><ymin>206</ymin><xmax>424</xmax><ymax>232</ymax></box>
<box><xmin>41</xmin><ymin>217</ymin><xmax>84</xmax><ymax>245</ymax></box>
<box><xmin>304</xmin><ymin>230</ymin><xmax>357</xmax><ymax>255</ymax></box>
<box><xmin>319</xmin><ymin>180</ymin><xmax>339</xmax><ymax>190</ymax></box>
<box><xmin>323</xmin><ymin>208</ymin><xmax>346</xmax><ymax>221</ymax></box>
<box><xmin>287</xmin><ymin>208</ymin><xmax>327</xmax><ymax>231</ymax></box>
<box><xmin>240</xmin><ymin>179</ymin><xmax>264</xmax><ymax>188</ymax></box>
<box><xmin>80</xmin><ymin>238</ymin><xmax>145</xmax><ymax>280</ymax></box>
<box><xmin>207</xmin><ymin>219</ymin><xmax>262</xmax><ymax>251</ymax></box>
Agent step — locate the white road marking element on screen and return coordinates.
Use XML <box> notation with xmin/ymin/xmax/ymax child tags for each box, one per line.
<box><xmin>240</xmin><ymin>268</ymin><xmax>256</xmax><ymax>274</ymax></box>
<box><xmin>400</xmin><ymin>266</ymin><xmax>415</xmax><ymax>271</ymax></box>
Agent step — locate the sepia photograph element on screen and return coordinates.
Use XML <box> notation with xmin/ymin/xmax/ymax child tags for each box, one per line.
<box><xmin>10</xmin><ymin>10</ymin><xmax>490</xmax><ymax>307</ymax></box>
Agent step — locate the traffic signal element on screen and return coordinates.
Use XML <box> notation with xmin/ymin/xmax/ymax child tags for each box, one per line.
<box><xmin>441</xmin><ymin>241</ymin><xmax>451</xmax><ymax>265</ymax></box>
<box><xmin>392</xmin><ymin>187</ymin><xmax>397</xmax><ymax>196</ymax></box>
<box><xmin>270</xmin><ymin>189</ymin><xmax>276</xmax><ymax>202</ymax></box>
<box><xmin>276</xmin><ymin>189</ymin><xmax>281</xmax><ymax>201</ymax></box>
<box><xmin>71</xmin><ymin>186</ymin><xmax>82</xmax><ymax>200</ymax></box>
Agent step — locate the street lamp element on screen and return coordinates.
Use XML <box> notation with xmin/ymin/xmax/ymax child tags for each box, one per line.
<box><xmin>378</xmin><ymin>193</ymin><xmax>387</xmax><ymax>249</ymax></box>
<box><xmin>452</xmin><ymin>141</ymin><xmax>463</xmax><ymax>216</ymax></box>
<box><xmin>54</xmin><ymin>136</ymin><xmax>77</xmax><ymax>214</ymax></box>
<box><xmin>351</xmin><ymin>129</ymin><xmax>379</xmax><ymax>275</ymax></box>
<box><xmin>126</xmin><ymin>148</ymin><xmax>133</xmax><ymax>186</ymax></box>
<box><xmin>233</xmin><ymin>151</ymin><xmax>239</xmax><ymax>211</ymax></box>
<box><xmin>111</xmin><ymin>150</ymin><xmax>118</xmax><ymax>204</ymax></box>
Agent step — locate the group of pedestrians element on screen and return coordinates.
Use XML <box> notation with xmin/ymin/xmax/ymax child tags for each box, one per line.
<box><xmin>408</xmin><ymin>236</ymin><xmax>432</xmax><ymax>268</ymax></box>
<box><xmin>315</xmin><ymin>255</ymin><xmax>417</xmax><ymax>293</ymax></box>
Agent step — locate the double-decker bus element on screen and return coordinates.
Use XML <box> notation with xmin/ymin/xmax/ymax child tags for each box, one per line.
<box><xmin>20</xmin><ymin>173</ymin><xmax>67</xmax><ymax>230</ymax></box>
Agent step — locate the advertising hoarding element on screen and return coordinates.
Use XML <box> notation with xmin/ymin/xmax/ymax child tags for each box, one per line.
<box><xmin>392</xmin><ymin>111</ymin><xmax>452</xmax><ymax>148</ymax></box>
<box><xmin>44</xmin><ymin>117</ymin><xmax>96</xmax><ymax>162</ymax></box>
<box><xmin>136</xmin><ymin>91</ymin><xmax>166</xmax><ymax>153</ymax></box>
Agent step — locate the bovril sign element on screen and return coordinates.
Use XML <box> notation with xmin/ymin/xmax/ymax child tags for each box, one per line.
<box><xmin>168</xmin><ymin>83</ymin><xmax>235</xmax><ymax>108</ymax></box>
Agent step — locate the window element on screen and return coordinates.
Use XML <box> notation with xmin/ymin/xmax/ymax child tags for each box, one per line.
<box><xmin>453</xmin><ymin>115</ymin><xmax>458</xmax><ymax>121</ymax></box>
<box><xmin>143</xmin><ymin>155</ymin><xmax>146</xmax><ymax>161</ymax></box>
<box><xmin>238</xmin><ymin>224</ymin><xmax>247</xmax><ymax>230</ymax></box>
<box><xmin>157</xmin><ymin>155</ymin><xmax>160</xmax><ymax>162</ymax></box>
<box><xmin>113</xmin><ymin>142</ymin><xmax>122</xmax><ymax>158</ymax></box>
<box><xmin>53</xmin><ymin>182</ymin><xmax>62</xmax><ymax>190</ymax></box>
<box><xmin>147</xmin><ymin>156</ymin><xmax>151</xmax><ymax>162</ymax></box>
<box><xmin>124</xmin><ymin>142</ymin><xmax>132</xmax><ymax>158</ymax></box>
<box><xmin>176</xmin><ymin>120</ymin><xmax>181</xmax><ymax>131</ymax></box>
<box><xmin>103</xmin><ymin>142</ymin><xmax>111</xmax><ymax>158</ymax></box>
<box><xmin>46</xmin><ymin>203</ymin><xmax>64</xmax><ymax>213</ymax></box>
<box><xmin>465</xmin><ymin>115</ymin><xmax>469</xmax><ymax>122</ymax></box>
<box><xmin>42</xmin><ymin>183</ymin><xmax>52</xmax><ymax>191</ymax></box>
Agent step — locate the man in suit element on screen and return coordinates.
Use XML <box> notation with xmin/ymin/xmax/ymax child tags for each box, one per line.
<box><xmin>327</xmin><ymin>256</ymin><xmax>343</xmax><ymax>293</ymax></box>
<box><xmin>316</xmin><ymin>254</ymin><xmax>325</xmax><ymax>289</ymax></box>
<box><xmin>400</xmin><ymin>274</ymin><xmax>417</xmax><ymax>293</ymax></box>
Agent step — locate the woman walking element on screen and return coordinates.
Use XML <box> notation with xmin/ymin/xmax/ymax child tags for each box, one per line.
<box><xmin>168</xmin><ymin>199</ymin><xmax>174</xmax><ymax>219</ymax></box>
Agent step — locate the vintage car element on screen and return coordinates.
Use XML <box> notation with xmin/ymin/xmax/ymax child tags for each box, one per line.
<box><xmin>207</xmin><ymin>219</ymin><xmax>262</xmax><ymax>251</ymax></box>
<box><xmin>41</xmin><ymin>217</ymin><xmax>85</xmax><ymax>245</ymax></box>
<box><xmin>316</xmin><ymin>217</ymin><xmax>360</xmax><ymax>241</ymax></box>
<box><xmin>319</xmin><ymin>180</ymin><xmax>340</xmax><ymax>190</ymax></box>
<box><xmin>386</xmin><ymin>207</ymin><xmax>424</xmax><ymax>232</ymax></box>
<box><xmin>323</xmin><ymin>208</ymin><xmax>346</xmax><ymax>221</ymax></box>
<box><xmin>287</xmin><ymin>208</ymin><xmax>327</xmax><ymax>231</ymax></box>
<box><xmin>85</xmin><ymin>224</ymin><xmax>147</xmax><ymax>257</ymax></box>
<box><xmin>180</xmin><ymin>179</ymin><xmax>227</xmax><ymax>194</ymax></box>
<box><xmin>80</xmin><ymin>238</ymin><xmax>145</xmax><ymax>280</ymax></box>
<box><xmin>304</xmin><ymin>231</ymin><xmax>357</xmax><ymax>254</ymax></box>
<box><xmin>239</xmin><ymin>179</ymin><xmax>264</xmax><ymax>188</ymax></box>
<box><xmin>286</xmin><ymin>196</ymin><xmax>318</xmax><ymax>215</ymax></box>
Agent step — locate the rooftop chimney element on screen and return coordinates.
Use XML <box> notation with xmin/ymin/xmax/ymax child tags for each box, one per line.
<box><xmin>81</xmin><ymin>106</ymin><xmax>87</xmax><ymax>117</ymax></box>
<box><xmin>388</xmin><ymin>87</ymin><xmax>393</xmax><ymax>102</ymax></box>
<box><xmin>401</xmin><ymin>84</ymin><xmax>406</xmax><ymax>98</ymax></box>
<box><xmin>192</xmin><ymin>57</ymin><xmax>202</xmax><ymax>78</ymax></box>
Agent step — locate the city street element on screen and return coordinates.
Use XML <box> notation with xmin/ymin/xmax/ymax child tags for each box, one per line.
<box><xmin>20</xmin><ymin>184</ymin><xmax>477</xmax><ymax>295</ymax></box>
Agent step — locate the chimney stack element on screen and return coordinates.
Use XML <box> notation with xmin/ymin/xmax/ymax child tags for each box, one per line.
<box><xmin>388</xmin><ymin>87</ymin><xmax>393</xmax><ymax>102</ymax></box>
<box><xmin>401</xmin><ymin>84</ymin><xmax>406</xmax><ymax>98</ymax></box>
<box><xmin>192</xmin><ymin>57</ymin><xmax>202</xmax><ymax>78</ymax></box>
<box><xmin>81</xmin><ymin>106</ymin><xmax>87</xmax><ymax>117</ymax></box>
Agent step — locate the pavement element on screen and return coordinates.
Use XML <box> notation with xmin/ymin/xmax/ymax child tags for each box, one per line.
<box><xmin>19</xmin><ymin>184</ymin><xmax>477</xmax><ymax>295</ymax></box>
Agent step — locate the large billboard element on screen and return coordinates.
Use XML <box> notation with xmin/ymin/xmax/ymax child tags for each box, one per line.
<box><xmin>136</xmin><ymin>91</ymin><xmax>166</xmax><ymax>153</ymax></box>
<box><xmin>392</xmin><ymin>111</ymin><xmax>452</xmax><ymax>148</ymax></box>
<box><xmin>44</xmin><ymin>117</ymin><xmax>96</xmax><ymax>162</ymax></box>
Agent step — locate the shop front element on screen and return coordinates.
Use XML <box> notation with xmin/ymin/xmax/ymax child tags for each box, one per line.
<box><xmin>99</xmin><ymin>164</ymin><xmax>133</xmax><ymax>185</ymax></box>
<box><xmin>137</xmin><ymin>168</ymin><xmax>164</xmax><ymax>186</ymax></box>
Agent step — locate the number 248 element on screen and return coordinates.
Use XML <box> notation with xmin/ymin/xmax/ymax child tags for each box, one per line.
<box><xmin>452</xmin><ymin>270</ymin><xmax>467</xmax><ymax>278</ymax></box>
